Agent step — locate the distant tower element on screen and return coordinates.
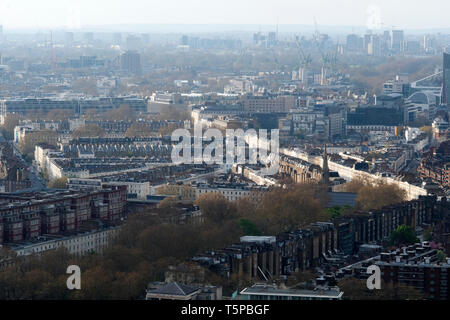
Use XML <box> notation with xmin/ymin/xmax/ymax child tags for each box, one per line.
<box><xmin>50</xmin><ymin>31</ymin><xmax>55</xmax><ymax>70</ymax></box>
<box><xmin>443</xmin><ymin>52</ymin><xmax>450</xmax><ymax>105</ymax></box>
<box><xmin>322</xmin><ymin>145</ymin><xmax>330</xmax><ymax>185</ymax></box>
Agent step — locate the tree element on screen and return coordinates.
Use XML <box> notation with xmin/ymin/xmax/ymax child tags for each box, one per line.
<box><xmin>159</xmin><ymin>105</ymin><xmax>190</xmax><ymax>121</ymax></box>
<box><xmin>344</xmin><ymin>178</ymin><xmax>406</xmax><ymax>211</ymax></box>
<box><xmin>327</xmin><ymin>205</ymin><xmax>354</xmax><ymax>219</ymax></box>
<box><xmin>158</xmin><ymin>123</ymin><xmax>181</xmax><ymax>137</ymax></box>
<box><xmin>47</xmin><ymin>109</ymin><xmax>74</xmax><ymax>121</ymax></box>
<box><xmin>125</xmin><ymin>122</ymin><xmax>155</xmax><ymax>138</ymax></box>
<box><xmin>157</xmin><ymin>184</ymin><xmax>195</xmax><ymax>201</ymax></box>
<box><xmin>157</xmin><ymin>196</ymin><xmax>179</xmax><ymax>210</ymax></box>
<box><xmin>1</xmin><ymin>113</ymin><xmax>21</xmax><ymax>140</ymax></box>
<box><xmin>390</xmin><ymin>225</ymin><xmax>420</xmax><ymax>247</ymax></box>
<box><xmin>235</xmin><ymin>197</ymin><xmax>258</xmax><ymax>218</ymax></box>
<box><xmin>338</xmin><ymin>278</ymin><xmax>423</xmax><ymax>300</ymax></box>
<box><xmin>342</xmin><ymin>178</ymin><xmax>366</xmax><ymax>193</ymax></box>
<box><xmin>103</xmin><ymin>105</ymin><xmax>135</xmax><ymax>122</ymax></box>
<box><xmin>195</xmin><ymin>193</ymin><xmax>237</xmax><ymax>225</ymax></box>
<box><xmin>48</xmin><ymin>177</ymin><xmax>68</xmax><ymax>189</ymax></box>
<box><xmin>19</xmin><ymin>130</ymin><xmax>59</xmax><ymax>156</ymax></box>
<box><xmin>239</xmin><ymin>219</ymin><xmax>262</xmax><ymax>236</ymax></box>
<box><xmin>83</xmin><ymin>109</ymin><xmax>100</xmax><ymax>120</ymax></box>
<box><xmin>436</xmin><ymin>250</ymin><xmax>446</xmax><ymax>263</ymax></box>
<box><xmin>73</xmin><ymin>124</ymin><xmax>105</xmax><ymax>139</ymax></box>
<box><xmin>255</xmin><ymin>184</ymin><xmax>329</xmax><ymax>234</ymax></box>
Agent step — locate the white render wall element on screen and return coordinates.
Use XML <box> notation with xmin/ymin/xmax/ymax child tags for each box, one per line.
<box><xmin>281</xmin><ymin>148</ymin><xmax>427</xmax><ymax>201</ymax></box>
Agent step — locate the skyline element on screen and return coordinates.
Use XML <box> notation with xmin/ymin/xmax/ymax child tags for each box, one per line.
<box><xmin>1</xmin><ymin>0</ymin><xmax>450</xmax><ymax>32</ymax></box>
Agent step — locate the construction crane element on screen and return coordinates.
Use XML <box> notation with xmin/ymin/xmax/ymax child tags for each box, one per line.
<box><xmin>295</xmin><ymin>35</ymin><xmax>313</xmax><ymax>68</ymax></box>
<box><xmin>312</xmin><ymin>20</ymin><xmax>342</xmax><ymax>84</ymax></box>
<box><xmin>329</xmin><ymin>41</ymin><xmax>340</xmax><ymax>76</ymax></box>
<box><xmin>294</xmin><ymin>35</ymin><xmax>313</xmax><ymax>84</ymax></box>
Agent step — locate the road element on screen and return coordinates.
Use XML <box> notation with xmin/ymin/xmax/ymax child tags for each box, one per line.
<box><xmin>11</xmin><ymin>142</ymin><xmax>47</xmax><ymax>191</ymax></box>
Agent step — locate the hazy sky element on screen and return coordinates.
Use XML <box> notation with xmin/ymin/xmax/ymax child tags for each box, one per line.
<box><xmin>1</xmin><ymin>0</ymin><xmax>450</xmax><ymax>31</ymax></box>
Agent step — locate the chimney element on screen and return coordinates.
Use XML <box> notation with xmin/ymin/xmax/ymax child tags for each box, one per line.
<box><xmin>425</xmin><ymin>257</ymin><xmax>431</xmax><ymax>264</ymax></box>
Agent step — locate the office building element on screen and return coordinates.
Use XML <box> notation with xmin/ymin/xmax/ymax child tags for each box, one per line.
<box><xmin>84</xmin><ymin>32</ymin><xmax>94</xmax><ymax>44</ymax></box>
<box><xmin>368</xmin><ymin>34</ymin><xmax>382</xmax><ymax>56</ymax></box>
<box><xmin>443</xmin><ymin>53</ymin><xmax>450</xmax><ymax>105</ymax></box>
<box><xmin>113</xmin><ymin>33</ymin><xmax>122</xmax><ymax>45</ymax></box>
<box><xmin>0</xmin><ymin>97</ymin><xmax>147</xmax><ymax>118</ymax></box>
<box><xmin>391</xmin><ymin>30</ymin><xmax>404</xmax><ymax>53</ymax></box>
<box><xmin>120</xmin><ymin>51</ymin><xmax>142</xmax><ymax>75</ymax></box>
<box><xmin>346</xmin><ymin>34</ymin><xmax>362</xmax><ymax>53</ymax></box>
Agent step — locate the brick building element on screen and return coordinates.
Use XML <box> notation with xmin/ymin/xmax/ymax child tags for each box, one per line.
<box><xmin>193</xmin><ymin>196</ymin><xmax>440</xmax><ymax>284</ymax></box>
<box><xmin>0</xmin><ymin>185</ymin><xmax>127</xmax><ymax>245</ymax></box>
<box><xmin>343</xmin><ymin>243</ymin><xmax>450</xmax><ymax>300</ymax></box>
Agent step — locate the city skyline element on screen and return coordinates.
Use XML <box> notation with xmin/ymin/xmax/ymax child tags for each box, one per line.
<box><xmin>2</xmin><ymin>0</ymin><xmax>450</xmax><ymax>31</ymax></box>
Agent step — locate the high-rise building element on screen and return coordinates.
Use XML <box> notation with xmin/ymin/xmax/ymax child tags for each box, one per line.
<box><xmin>443</xmin><ymin>52</ymin><xmax>450</xmax><ymax>105</ymax></box>
<box><xmin>120</xmin><ymin>51</ymin><xmax>142</xmax><ymax>75</ymax></box>
<box><xmin>268</xmin><ymin>32</ymin><xmax>277</xmax><ymax>47</ymax></box>
<box><xmin>423</xmin><ymin>35</ymin><xmax>436</xmax><ymax>54</ymax></box>
<box><xmin>368</xmin><ymin>35</ymin><xmax>382</xmax><ymax>56</ymax></box>
<box><xmin>181</xmin><ymin>35</ymin><xmax>189</xmax><ymax>46</ymax></box>
<box><xmin>113</xmin><ymin>33</ymin><xmax>122</xmax><ymax>45</ymax></box>
<box><xmin>390</xmin><ymin>30</ymin><xmax>404</xmax><ymax>53</ymax></box>
<box><xmin>84</xmin><ymin>32</ymin><xmax>94</xmax><ymax>44</ymax></box>
<box><xmin>346</xmin><ymin>34</ymin><xmax>361</xmax><ymax>52</ymax></box>
<box><xmin>405</xmin><ymin>40</ymin><xmax>421</xmax><ymax>55</ymax></box>
<box><xmin>364</xmin><ymin>33</ymin><xmax>372</xmax><ymax>54</ymax></box>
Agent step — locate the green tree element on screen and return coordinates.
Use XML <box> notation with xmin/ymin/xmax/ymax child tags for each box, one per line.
<box><xmin>390</xmin><ymin>225</ymin><xmax>419</xmax><ymax>247</ymax></box>
<box><xmin>436</xmin><ymin>250</ymin><xmax>446</xmax><ymax>263</ymax></box>
<box><xmin>48</xmin><ymin>177</ymin><xmax>69</xmax><ymax>189</ymax></box>
<box><xmin>239</xmin><ymin>219</ymin><xmax>262</xmax><ymax>236</ymax></box>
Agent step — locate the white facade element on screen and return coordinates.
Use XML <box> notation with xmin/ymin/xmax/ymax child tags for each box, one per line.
<box><xmin>14</xmin><ymin>123</ymin><xmax>40</xmax><ymax>144</ymax></box>
<box><xmin>104</xmin><ymin>181</ymin><xmax>150</xmax><ymax>200</ymax></box>
<box><xmin>194</xmin><ymin>184</ymin><xmax>266</xmax><ymax>202</ymax></box>
<box><xmin>13</xmin><ymin>227</ymin><xmax>120</xmax><ymax>257</ymax></box>
<box><xmin>281</xmin><ymin>148</ymin><xmax>427</xmax><ymax>201</ymax></box>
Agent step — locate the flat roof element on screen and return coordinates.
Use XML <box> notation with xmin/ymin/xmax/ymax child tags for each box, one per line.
<box><xmin>240</xmin><ymin>285</ymin><xmax>343</xmax><ymax>299</ymax></box>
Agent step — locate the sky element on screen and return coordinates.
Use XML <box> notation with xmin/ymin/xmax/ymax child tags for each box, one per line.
<box><xmin>0</xmin><ymin>0</ymin><xmax>450</xmax><ymax>31</ymax></box>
